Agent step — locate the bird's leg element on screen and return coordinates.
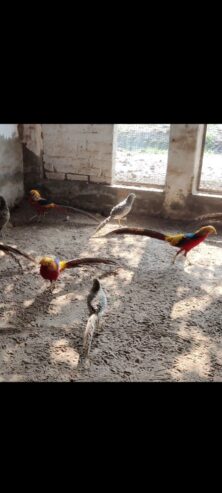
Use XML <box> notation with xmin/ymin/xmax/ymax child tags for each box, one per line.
<box><xmin>29</xmin><ymin>211</ymin><xmax>45</xmax><ymax>223</ymax></box>
<box><xmin>184</xmin><ymin>251</ymin><xmax>192</xmax><ymax>266</ymax></box>
<box><xmin>172</xmin><ymin>250</ymin><xmax>182</xmax><ymax>264</ymax></box>
<box><xmin>37</xmin><ymin>213</ymin><xmax>44</xmax><ymax>223</ymax></box>
<box><xmin>118</xmin><ymin>219</ymin><xmax>122</xmax><ymax>227</ymax></box>
<box><xmin>29</xmin><ymin>214</ymin><xmax>38</xmax><ymax>223</ymax></box>
<box><xmin>49</xmin><ymin>281</ymin><xmax>56</xmax><ymax>293</ymax></box>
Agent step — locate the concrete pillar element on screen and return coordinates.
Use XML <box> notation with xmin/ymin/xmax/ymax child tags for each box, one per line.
<box><xmin>163</xmin><ymin>124</ymin><xmax>205</xmax><ymax>218</ymax></box>
<box><xmin>0</xmin><ymin>124</ymin><xmax>24</xmax><ymax>206</ymax></box>
<box><xmin>18</xmin><ymin>124</ymin><xmax>44</xmax><ymax>191</ymax></box>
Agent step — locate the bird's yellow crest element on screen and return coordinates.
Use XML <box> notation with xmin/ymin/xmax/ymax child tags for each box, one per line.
<box><xmin>30</xmin><ymin>189</ymin><xmax>41</xmax><ymax>199</ymax></box>
<box><xmin>195</xmin><ymin>225</ymin><xmax>217</xmax><ymax>236</ymax></box>
<box><xmin>39</xmin><ymin>257</ymin><xmax>58</xmax><ymax>270</ymax></box>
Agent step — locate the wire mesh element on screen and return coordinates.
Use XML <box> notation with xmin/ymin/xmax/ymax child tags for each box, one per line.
<box><xmin>199</xmin><ymin>124</ymin><xmax>222</xmax><ymax>193</ymax></box>
<box><xmin>113</xmin><ymin>124</ymin><xmax>170</xmax><ymax>187</ymax></box>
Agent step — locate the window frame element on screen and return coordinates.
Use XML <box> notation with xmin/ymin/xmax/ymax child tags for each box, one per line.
<box><xmin>112</xmin><ymin>124</ymin><xmax>170</xmax><ymax>190</ymax></box>
<box><xmin>197</xmin><ymin>124</ymin><xmax>222</xmax><ymax>195</ymax></box>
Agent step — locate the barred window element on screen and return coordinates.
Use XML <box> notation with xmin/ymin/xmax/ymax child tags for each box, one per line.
<box><xmin>113</xmin><ymin>124</ymin><xmax>170</xmax><ymax>188</ymax></box>
<box><xmin>198</xmin><ymin>124</ymin><xmax>222</xmax><ymax>193</ymax></box>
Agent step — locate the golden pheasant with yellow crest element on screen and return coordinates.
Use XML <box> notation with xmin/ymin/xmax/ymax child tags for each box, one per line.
<box><xmin>29</xmin><ymin>189</ymin><xmax>100</xmax><ymax>223</ymax></box>
<box><xmin>103</xmin><ymin>225</ymin><xmax>217</xmax><ymax>263</ymax></box>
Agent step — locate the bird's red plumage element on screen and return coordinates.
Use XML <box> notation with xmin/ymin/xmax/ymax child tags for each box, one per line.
<box><xmin>178</xmin><ymin>234</ymin><xmax>208</xmax><ymax>253</ymax></box>
<box><xmin>40</xmin><ymin>264</ymin><xmax>60</xmax><ymax>282</ymax></box>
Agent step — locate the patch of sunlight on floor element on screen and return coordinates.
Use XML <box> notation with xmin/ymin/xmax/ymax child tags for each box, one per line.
<box><xmin>177</xmin><ymin>324</ymin><xmax>209</xmax><ymax>342</ymax></box>
<box><xmin>171</xmin><ymin>344</ymin><xmax>210</xmax><ymax>379</ymax></box>
<box><xmin>2</xmin><ymin>351</ymin><xmax>12</xmax><ymax>363</ymax></box>
<box><xmin>0</xmin><ymin>309</ymin><xmax>17</xmax><ymax>326</ymax></box>
<box><xmin>208</xmin><ymin>284</ymin><xmax>222</xmax><ymax>296</ymax></box>
<box><xmin>171</xmin><ymin>294</ymin><xmax>212</xmax><ymax>320</ymax></box>
<box><xmin>23</xmin><ymin>299</ymin><xmax>35</xmax><ymax>308</ymax></box>
<box><xmin>4</xmin><ymin>283</ymin><xmax>14</xmax><ymax>293</ymax></box>
<box><xmin>49</xmin><ymin>292</ymin><xmax>83</xmax><ymax>314</ymax></box>
<box><xmin>81</xmin><ymin>236</ymin><xmax>148</xmax><ymax>270</ymax></box>
<box><xmin>183</xmin><ymin>263</ymin><xmax>217</xmax><ymax>276</ymax></box>
<box><xmin>50</xmin><ymin>338</ymin><xmax>79</xmax><ymax>367</ymax></box>
<box><xmin>8</xmin><ymin>374</ymin><xmax>24</xmax><ymax>382</ymax></box>
<box><xmin>0</xmin><ymin>374</ymin><xmax>24</xmax><ymax>382</ymax></box>
<box><xmin>176</xmin><ymin>286</ymin><xmax>190</xmax><ymax>296</ymax></box>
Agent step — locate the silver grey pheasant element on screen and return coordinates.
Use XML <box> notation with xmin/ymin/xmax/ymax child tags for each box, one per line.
<box><xmin>95</xmin><ymin>193</ymin><xmax>136</xmax><ymax>234</ymax></box>
<box><xmin>83</xmin><ymin>278</ymin><xmax>107</xmax><ymax>357</ymax></box>
<box><xmin>0</xmin><ymin>196</ymin><xmax>10</xmax><ymax>239</ymax></box>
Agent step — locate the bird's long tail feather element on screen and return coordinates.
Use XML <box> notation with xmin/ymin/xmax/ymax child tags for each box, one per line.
<box><xmin>30</xmin><ymin>189</ymin><xmax>100</xmax><ymax>222</ymax></box>
<box><xmin>64</xmin><ymin>257</ymin><xmax>117</xmax><ymax>269</ymax></box>
<box><xmin>103</xmin><ymin>227</ymin><xmax>166</xmax><ymax>240</ymax></box>
<box><xmin>0</xmin><ymin>244</ymin><xmax>36</xmax><ymax>263</ymax></box>
<box><xmin>54</xmin><ymin>204</ymin><xmax>100</xmax><ymax>223</ymax></box>
<box><xmin>83</xmin><ymin>314</ymin><xmax>99</xmax><ymax>357</ymax></box>
<box><xmin>95</xmin><ymin>215</ymin><xmax>112</xmax><ymax>233</ymax></box>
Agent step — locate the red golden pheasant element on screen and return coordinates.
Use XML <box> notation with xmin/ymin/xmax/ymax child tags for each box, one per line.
<box><xmin>1</xmin><ymin>243</ymin><xmax>118</xmax><ymax>284</ymax></box>
<box><xmin>102</xmin><ymin>225</ymin><xmax>217</xmax><ymax>263</ymax></box>
<box><xmin>29</xmin><ymin>189</ymin><xmax>100</xmax><ymax>223</ymax></box>
<box><xmin>39</xmin><ymin>256</ymin><xmax>117</xmax><ymax>288</ymax></box>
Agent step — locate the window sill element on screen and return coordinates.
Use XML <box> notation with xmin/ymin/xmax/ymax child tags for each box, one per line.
<box><xmin>193</xmin><ymin>189</ymin><xmax>222</xmax><ymax>199</ymax></box>
<box><xmin>108</xmin><ymin>183</ymin><xmax>164</xmax><ymax>193</ymax></box>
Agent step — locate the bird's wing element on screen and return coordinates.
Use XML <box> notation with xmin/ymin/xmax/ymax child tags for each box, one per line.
<box><xmin>87</xmin><ymin>281</ymin><xmax>107</xmax><ymax>315</ymax></box>
<box><xmin>37</xmin><ymin>198</ymin><xmax>56</xmax><ymax>208</ymax></box>
<box><xmin>91</xmin><ymin>290</ymin><xmax>107</xmax><ymax>314</ymax></box>
<box><xmin>0</xmin><ymin>244</ymin><xmax>36</xmax><ymax>263</ymax></box>
<box><xmin>165</xmin><ymin>233</ymin><xmax>187</xmax><ymax>246</ymax></box>
<box><xmin>110</xmin><ymin>201</ymin><xmax>126</xmax><ymax>217</ymax></box>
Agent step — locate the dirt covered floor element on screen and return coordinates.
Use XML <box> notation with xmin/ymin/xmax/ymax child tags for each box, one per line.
<box><xmin>1</xmin><ymin>203</ymin><xmax>222</xmax><ymax>382</ymax></box>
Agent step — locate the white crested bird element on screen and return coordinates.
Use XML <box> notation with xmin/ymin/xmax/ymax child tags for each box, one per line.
<box><xmin>94</xmin><ymin>193</ymin><xmax>136</xmax><ymax>234</ymax></box>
